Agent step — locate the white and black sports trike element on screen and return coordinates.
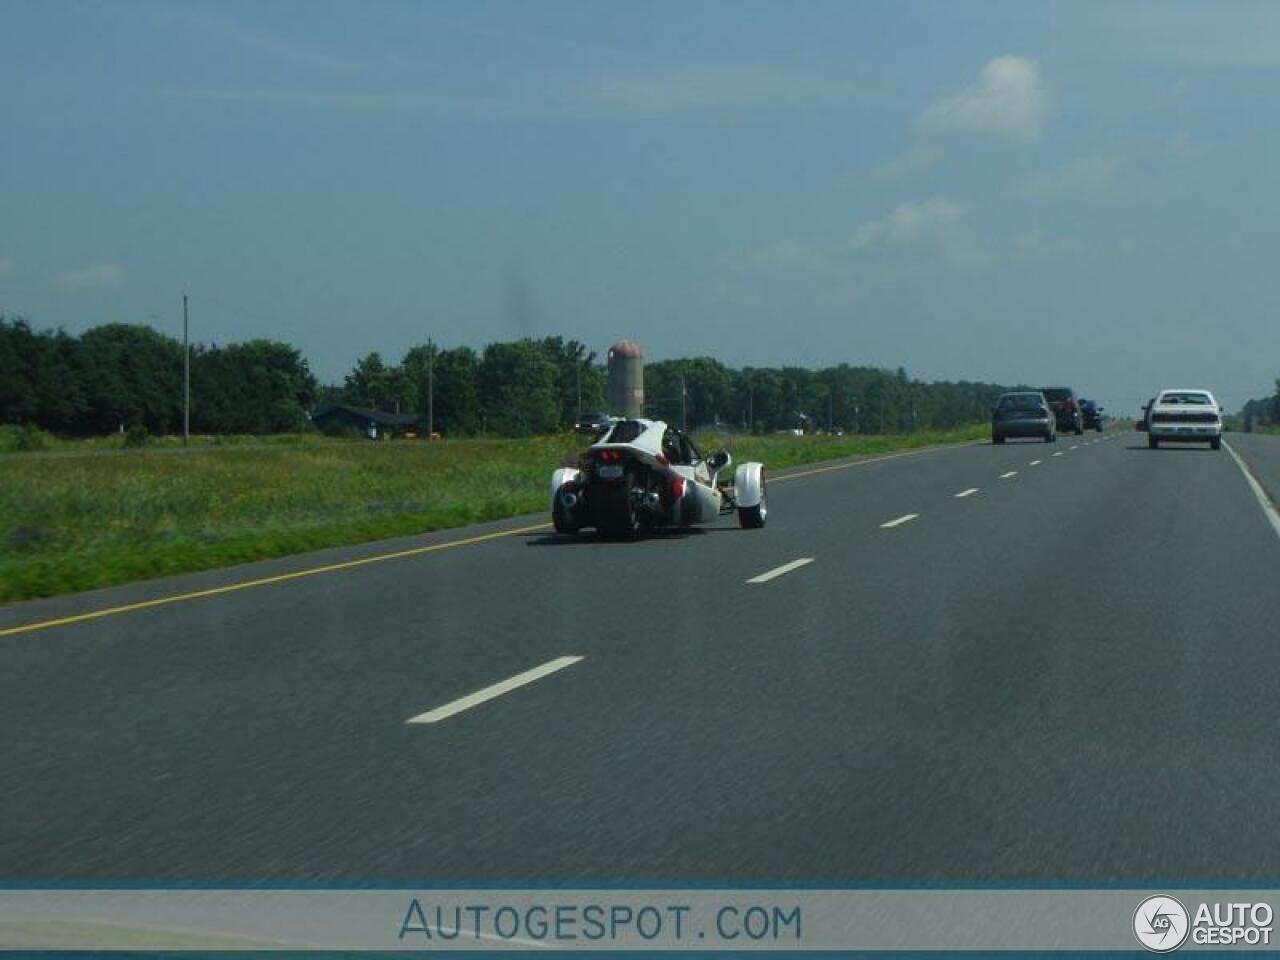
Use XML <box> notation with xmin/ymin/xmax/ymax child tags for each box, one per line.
<box><xmin>549</xmin><ymin>417</ymin><xmax>767</xmax><ymax>537</ymax></box>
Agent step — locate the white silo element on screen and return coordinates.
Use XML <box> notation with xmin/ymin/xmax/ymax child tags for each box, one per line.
<box><xmin>607</xmin><ymin>340</ymin><xmax>644</xmax><ymax>418</ymax></box>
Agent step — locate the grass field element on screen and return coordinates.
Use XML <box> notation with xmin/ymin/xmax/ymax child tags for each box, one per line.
<box><xmin>0</xmin><ymin>424</ymin><xmax>317</xmax><ymax>454</ymax></box>
<box><xmin>0</xmin><ymin>425</ymin><xmax>987</xmax><ymax>603</ymax></box>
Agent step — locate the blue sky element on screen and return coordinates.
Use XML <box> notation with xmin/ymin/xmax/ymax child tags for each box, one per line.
<box><xmin>2</xmin><ymin>0</ymin><xmax>1279</xmax><ymax>413</ymax></box>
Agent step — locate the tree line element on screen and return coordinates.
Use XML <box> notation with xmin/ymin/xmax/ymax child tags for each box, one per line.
<box><xmin>334</xmin><ymin>338</ymin><xmax>606</xmax><ymax>437</ymax></box>
<box><xmin>0</xmin><ymin>318</ymin><xmax>316</xmax><ymax>436</ymax></box>
<box><xmin>642</xmin><ymin>358</ymin><xmax>1014</xmax><ymax>433</ymax></box>
<box><xmin>4</xmin><ymin>315</ymin><xmax>1026</xmax><ymax>438</ymax></box>
<box><xmin>333</xmin><ymin>345</ymin><xmax>1021</xmax><ymax>435</ymax></box>
<box><xmin>1239</xmin><ymin>381</ymin><xmax>1280</xmax><ymax>430</ymax></box>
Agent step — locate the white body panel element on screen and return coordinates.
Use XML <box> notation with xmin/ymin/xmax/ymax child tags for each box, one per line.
<box><xmin>733</xmin><ymin>462</ymin><xmax>765</xmax><ymax>507</ymax></box>
<box><xmin>672</xmin><ymin>463</ymin><xmax>723</xmax><ymax>523</ymax></box>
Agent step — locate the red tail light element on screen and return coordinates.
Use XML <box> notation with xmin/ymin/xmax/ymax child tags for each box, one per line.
<box><xmin>598</xmin><ymin>450</ymin><xmax>622</xmax><ymax>461</ymax></box>
<box><xmin>670</xmin><ymin>475</ymin><xmax>686</xmax><ymax>500</ymax></box>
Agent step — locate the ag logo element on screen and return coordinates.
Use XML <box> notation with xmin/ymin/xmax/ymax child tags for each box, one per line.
<box><xmin>1134</xmin><ymin>895</ymin><xmax>1190</xmax><ymax>952</ymax></box>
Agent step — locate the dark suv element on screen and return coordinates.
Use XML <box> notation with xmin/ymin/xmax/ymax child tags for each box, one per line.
<box><xmin>1040</xmin><ymin>386</ymin><xmax>1084</xmax><ymax>435</ymax></box>
<box><xmin>574</xmin><ymin>411</ymin><xmax>613</xmax><ymax>436</ymax></box>
<box><xmin>1080</xmin><ymin>399</ymin><xmax>1105</xmax><ymax>432</ymax></box>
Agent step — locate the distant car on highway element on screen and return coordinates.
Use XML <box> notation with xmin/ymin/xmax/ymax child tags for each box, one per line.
<box><xmin>1080</xmin><ymin>399</ymin><xmax>1105</xmax><ymax>432</ymax></box>
<box><xmin>991</xmin><ymin>392</ymin><xmax>1056</xmax><ymax>444</ymax></box>
<box><xmin>550</xmin><ymin>418</ymin><xmax>767</xmax><ymax>536</ymax></box>
<box><xmin>1147</xmin><ymin>388</ymin><xmax>1223</xmax><ymax>450</ymax></box>
<box><xmin>574</xmin><ymin>411</ymin><xmax>614</xmax><ymax>436</ymax></box>
<box><xmin>1040</xmin><ymin>386</ymin><xmax>1084</xmax><ymax>435</ymax></box>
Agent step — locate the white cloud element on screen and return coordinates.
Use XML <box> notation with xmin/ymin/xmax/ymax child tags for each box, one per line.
<box><xmin>172</xmin><ymin>9</ymin><xmax>363</xmax><ymax>72</ymax></box>
<box><xmin>581</xmin><ymin>65</ymin><xmax>820</xmax><ymax>115</ymax></box>
<box><xmin>1141</xmin><ymin>5</ymin><xmax>1280</xmax><ymax>69</ymax></box>
<box><xmin>871</xmin><ymin>146</ymin><xmax>941</xmax><ymax>181</ymax></box>
<box><xmin>753</xmin><ymin>240</ymin><xmax>833</xmax><ymax>273</ymax></box>
<box><xmin>1008</xmin><ymin>230</ymin><xmax>1091</xmax><ymax>260</ymax></box>
<box><xmin>848</xmin><ymin>198</ymin><xmax>969</xmax><ymax>251</ymax></box>
<box><xmin>57</xmin><ymin>263</ymin><xmax>124</xmax><ymax>289</ymax></box>
<box><xmin>168</xmin><ymin>87</ymin><xmax>419</xmax><ymax>108</ymax></box>
<box><xmin>919</xmin><ymin>56</ymin><xmax>1048</xmax><ymax>142</ymax></box>
<box><xmin>1021</xmin><ymin>154</ymin><xmax>1124</xmax><ymax>200</ymax></box>
<box><xmin>752</xmin><ymin>198</ymin><xmax>978</xmax><ymax>273</ymax></box>
<box><xmin>1163</xmin><ymin>131</ymin><xmax>1211</xmax><ymax>160</ymax></box>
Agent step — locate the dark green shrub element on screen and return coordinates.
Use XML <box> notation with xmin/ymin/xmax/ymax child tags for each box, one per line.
<box><xmin>16</xmin><ymin>423</ymin><xmax>51</xmax><ymax>452</ymax></box>
<box><xmin>123</xmin><ymin>424</ymin><xmax>150</xmax><ymax>449</ymax></box>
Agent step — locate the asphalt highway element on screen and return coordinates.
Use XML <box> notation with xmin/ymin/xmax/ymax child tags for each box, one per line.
<box><xmin>2</xmin><ymin>430</ymin><xmax>1279</xmax><ymax>882</ymax></box>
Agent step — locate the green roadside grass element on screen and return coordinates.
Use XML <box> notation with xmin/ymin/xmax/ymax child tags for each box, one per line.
<box><xmin>702</xmin><ymin>424</ymin><xmax>987</xmax><ymax>471</ymax></box>
<box><xmin>0</xmin><ymin>424</ymin><xmax>987</xmax><ymax>604</ymax></box>
<box><xmin>0</xmin><ymin>423</ymin><xmax>320</xmax><ymax>454</ymax></box>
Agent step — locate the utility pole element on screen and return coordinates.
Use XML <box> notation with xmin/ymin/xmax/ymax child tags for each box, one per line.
<box><xmin>680</xmin><ymin>374</ymin><xmax>687</xmax><ymax>431</ymax></box>
<box><xmin>748</xmin><ymin>383</ymin><xmax>754</xmax><ymax>433</ymax></box>
<box><xmin>828</xmin><ymin>391</ymin><xmax>834</xmax><ymax>434</ymax></box>
<box><xmin>575</xmin><ymin>362</ymin><xmax>582</xmax><ymax>422</ymax></box>
<box><xmin>426</xmin><ymin>338</ymin><xmax>435</xmax><ymax>439</ymax></box>
<box><xmin>182</xmin><ymin>294</ymin><xmax>190</xmax><ymax>446</ymax></box>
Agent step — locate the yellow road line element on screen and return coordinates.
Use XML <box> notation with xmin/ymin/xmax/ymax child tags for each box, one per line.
<box><xmin>0</xmin><ymin>523</ymin><xmax>551</xmax><ymax>639</ymax></box>
<box><xmin>2</xmin><ymin>438</ymin><xmax>979</xmax><ymax>639</ymax></box>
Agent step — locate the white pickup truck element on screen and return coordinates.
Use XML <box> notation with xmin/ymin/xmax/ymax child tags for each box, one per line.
<box><xmin>1147</xmin><ymin>388</ymin><xmax>1223</xmax><ymax>450</ymax></box>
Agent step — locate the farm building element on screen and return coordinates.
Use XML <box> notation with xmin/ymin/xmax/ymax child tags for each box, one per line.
<box><xmin>310</xmin><ymin>403</ymin><xmax>423</xmax><ymax>439</ymax></box>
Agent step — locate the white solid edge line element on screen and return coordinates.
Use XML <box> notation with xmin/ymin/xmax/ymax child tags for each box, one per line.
<box><xmin>407</xmin><ymin>656</ymin><xmax>584</xmax><ymax>724</ymax></box>
<box><xmin>881</xmin><ymin>513</ymin><xmax>920</xmax><ymax>528</ymax></box>
<box><xmin>1000</xmin><ymin>470</ymin><xmax>1018</xmax><ymax>479</ymax></box>
<box><xmin>954</xmin><ymin>488</ymin><xmax>980</xmax><ymax>498</ymax></box>
<box><xmin>746</xmin><ymin>557</ymin><xmax>816</xmax><ymax>584</ymax></box>
<box><xmin>1224</xmin><ymin>441</ymin><xmax>1280</xmax><ymax>541</ymax></box>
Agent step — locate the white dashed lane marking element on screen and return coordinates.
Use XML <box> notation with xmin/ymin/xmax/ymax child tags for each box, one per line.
<box><xmin>746</xmin><ymin>558</ymin><xmax>816</xmax><ymax>584</ymax></box>
<box><xmin>881</xmin><ymin>513</ymin><xmax>920</xmax><ymax>529</ymax></box>
<box><xmin>406</xmin><ymin>656</ymin><xmax>585</xmax><ymax>724</ymax></box>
